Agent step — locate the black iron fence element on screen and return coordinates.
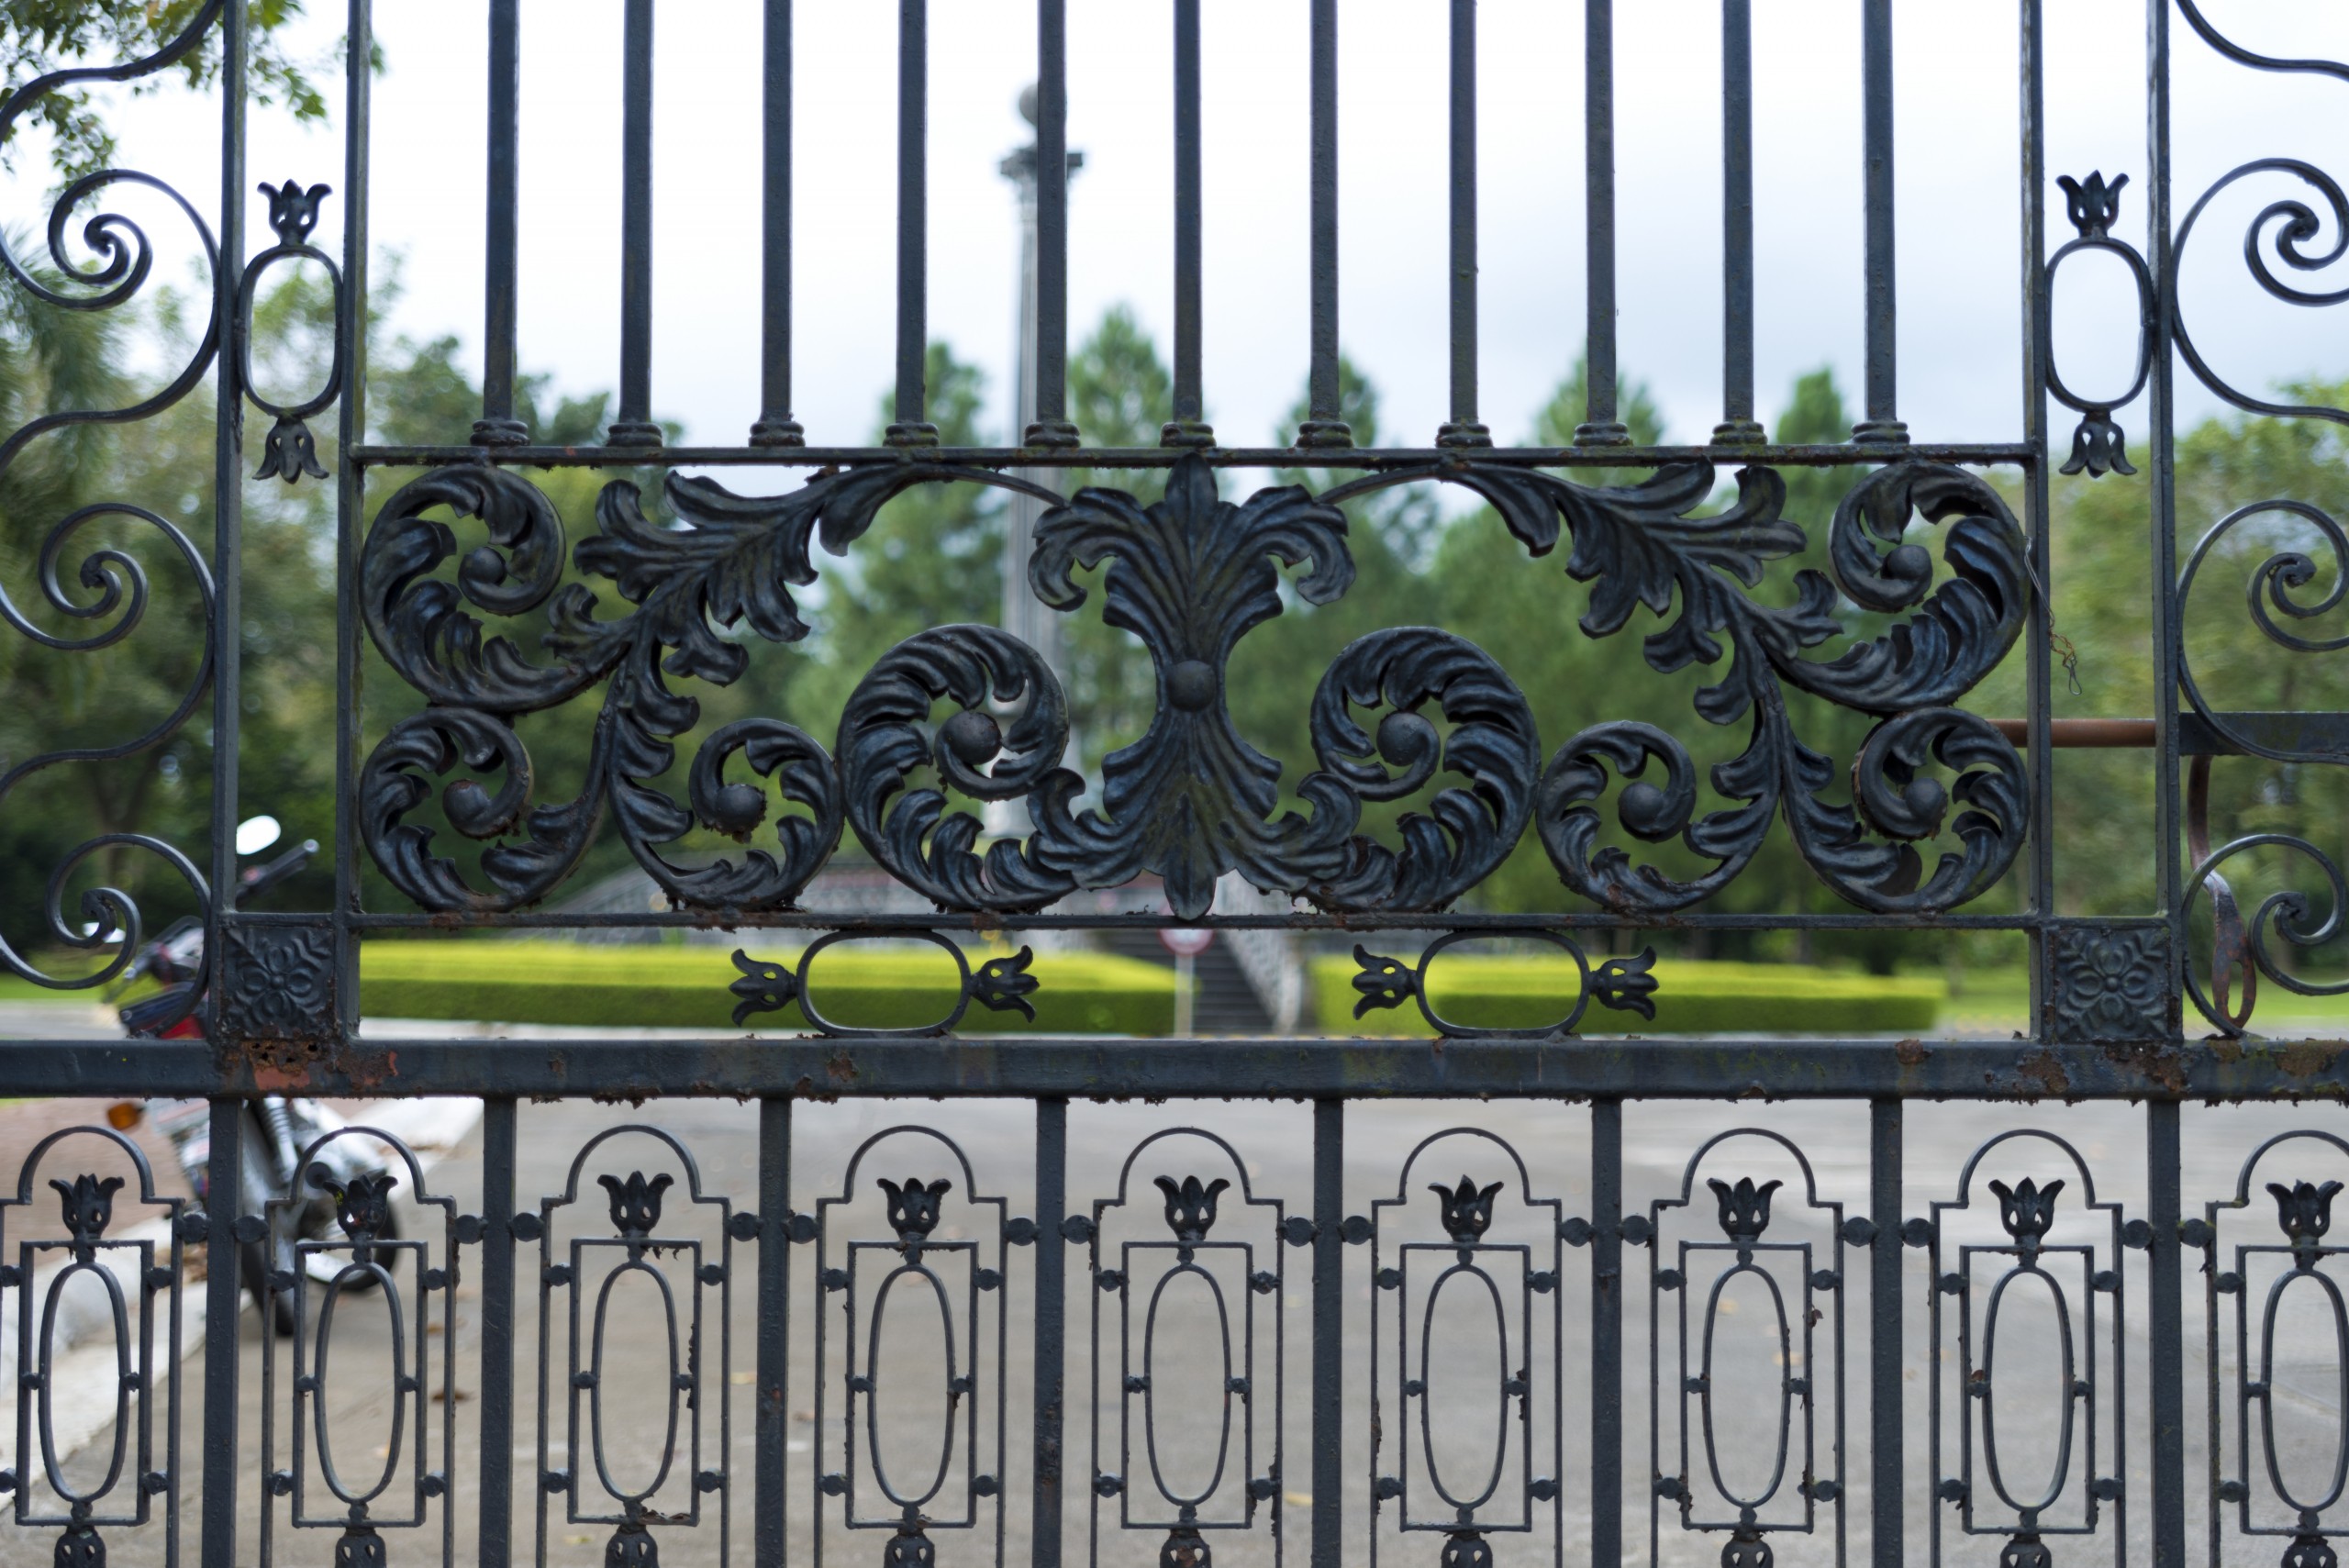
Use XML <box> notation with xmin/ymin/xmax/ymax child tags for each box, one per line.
<box><xmin>2</xmin><ymin>2</ymin><xmax>2348</xmax><ymax>1566</ymax></box>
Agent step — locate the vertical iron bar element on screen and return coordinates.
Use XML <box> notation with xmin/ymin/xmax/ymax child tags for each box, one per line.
<box><xmin>199</xmin><ymin>1102</ymin><xmax>243</xmax><ymax>1568</ymax></box>
<box><xmin>474</xmin><ymin>0</ymin><xmax>527</xmax><ymax>445</ymax></box>
<box><xmin>1165</xmin><ymin>0</ymin><xmax>1212</xmax><ymax>448</ymax></box>
<box><xmin>1297</xmin><ymin>0</ymin><xmax>1349</xmax><ymax>448</ymax></box>
<box><xmin>210</xmin><ymin>0</ymin><xmax>246</xmax><ymax>988</ymax></box>
<box><xmin>1715</xmin><ymin>0</ymin><xmax>1764</xmax><ymax>444</ymax></box>
<box><xmin>2148</xmin><ymin>1101</ymin><xmax>2188</xmax><ymax>1568</ymax></box>
<box><xmin>1870</xmin><ymin>1099</ymin><xmax>1903</xmax><ymax>1568</ymax></box>
<box><xmin>750</xmin><ymin>0</ymin><xmax>803</xmax><ymax>446</ymax></box>
<box><xmin>1592</xmin><ymin>1099</ymin><xmax>1624</xmax><ymax>1568</ymax></box>
<box><xmin>334</xmin><ymin>0</ymin><xmax>372</xmax><ymax>1038</ymax></box>
<box><xmin>1030</xmin><ymin>0</ymin><xmax>1078</xmax><ymax>447</ymax></box>
<box><xmin>888</xmin><ymin>0</ymin><xmax>936</xmax><ymax>445</ymax></box>
<box><xmin>2145</xmin><ymin>0</ymin><xmax>2184</xmax><ymax>1006</ymax></box>
<box><xmin>477</xmin><ymin>1099</ymin><xmax>518</xmax><ymax>1568</ymax></box>
<box><xmin>607</xmin><ymin>0</ymin><xmax>662</xmax><ymax>445</ymax></box>
<box><xmin>1576</xmin><ymin>0</ymin><xmax>1628</xmax><ymax>445</ymax></box>
<box><xmin>1033</xmin><ymin>1097</ymin><xmax>1069</xmax><ymax>1568</ymax></box>
<box><xmin>2019</xmin><ymin>0</ymin><xmax>2055</xmax><ymax>1026</ymax></box>
<box><xmin>1311</xmin><ymin>1099</ymin><xmax>1344</xmax><ymax>1568</ymax></box>
<box><xmin>1438</xmin><ymin>0</ymin><xmax>1487</xmax><ymax>448</ymax></box>
<box><xmin>1854</xmin><ymin>0</ymin><xmax>1907</xmax><ymax>443</ymax></box>
<box><xmin>756</xmin><ymin>1099</ymin><xmax>791</xmax><ymax>1568</ymax></box>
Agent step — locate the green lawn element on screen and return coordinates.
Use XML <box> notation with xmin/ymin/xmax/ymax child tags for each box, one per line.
<box><xmin>359</xmin><ymin>939</ymin><xmax>1177</xmax><ymax>1035</ymax></box>
<box><xmin>1312</xmin><ymin>953</ymin><xmax>1945</xmax><ymax>1036</ymax></box>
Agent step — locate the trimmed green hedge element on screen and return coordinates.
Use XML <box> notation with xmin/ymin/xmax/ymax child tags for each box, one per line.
<box><xmin>362</xmin><ymin>940</ymin><xmax>1175</xmax><ymax>1035</ymax></box>
<box><xmin>1309</xmin><ymin>954</ymin><xmax>1944</xmax><ymax>1036</ymax></box>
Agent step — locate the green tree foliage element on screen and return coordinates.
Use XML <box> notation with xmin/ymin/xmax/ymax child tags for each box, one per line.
<box><xmin>3</xmin><ymin>2</ymin><xmax>328</xmax><ymax>182</ymax></box>
<box><xmin>1992</xmin><ymin>384</ymin><xmax>2349</xmax><ymax>972</ymax></box>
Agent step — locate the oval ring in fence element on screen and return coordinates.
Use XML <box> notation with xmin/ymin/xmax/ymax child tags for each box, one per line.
<box><xmin>1700</xmin><ymin>1262</ymin><xmax>1793</xmax><ymax>1512</ymax></box>
<box><xmin>1142</xmin><ymin>1260</ymin><xmax>1235</xmax><ymax>1509</ymax></box>
<box><xmin>2261</xmin><ymin>1265</ymin><xmax>2349</xmax><ymax>1514</ymax></box>
<box><xmin>1979</xmin><ymin>1263</ymin><xmax>2076</xmax><ymax>1517</ymax></box>
<box><xmin>38</xmin><ymin>1258</ymin><xmax>130</xmax><ymax>1506</ymax></box>
<box><xmin>591</xmin><ymin>1258</ymin><xmax>682</xmax><ymax>1506</ymax></box>
<box><xmin>796</xmin><ymin>929</ymin><xmax>977</xmax><ymax>1037</ymax></box>
<box><xmin>1418</xmin><ymin>1258</ymin><xmax>1511</xmax><ymax>1513</ymax></box>
<box><xmin>2043</xmin><ymin>233</ymin><xmax>2155</xmax><ymax>419</ymax></box>
<box><xmin>1411</xmin><ymin>929</ymin><xmax>1595</xmax><ymax>1039</ymax></box>
<box><xmin>864</xmin><ymin>1262</ymin><xmax>959</xmax><ymax>1509</ymax></box>
<box><xmin>312</xmin><ymin>1258</ymin><xmax>407</xmax><ymax>1507</ymax></box>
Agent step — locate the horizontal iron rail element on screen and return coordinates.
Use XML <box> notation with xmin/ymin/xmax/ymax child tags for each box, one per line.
<box><xmin>338</xmin><ymin>909</ymin><xmax>2054</xmax><ymax>931</ymax></box>
<box><xmin>344</xmin><ymin>441</ymin><xmax>2038</xmax><ymax>470</ymax></box>
<box><xmin>1989</xmin><ymin>711</ymin><xmax>2349</xmax><ymax>756</ymax></box>
<box><xmin>2</xmin><ymin>1035</ymin><xmax>2339</xmax><ymax>1100</ymax></box>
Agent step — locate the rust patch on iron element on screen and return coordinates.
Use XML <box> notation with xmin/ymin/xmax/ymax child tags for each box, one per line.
<box><xmin>1894</xmin><ymin>1038</ymin><xmax>1930</xmax><ymax>1067</ymax></box>
<box><xmin>2009</xmin><ymin>1051</ymin><xmax>2072</xmax><ymax>1100</ymax></box>
<box><xmin>2277</xmin><ymin>1040</ymin><xmax>2348</xmax><ymax>1079</ymax></box>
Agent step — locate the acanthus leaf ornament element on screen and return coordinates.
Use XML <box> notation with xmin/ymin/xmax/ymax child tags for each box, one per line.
<box><xmin>1023</xmin><ymin>455</ymin><xmax>1354</xmax><ymax>918</ymax></box>
<box><xmin>1495</xmin><ymin>461</ymin><xmax>2030</xmax><ymax>915</ymax></box>
<box><xmin>358</xmin><ymin>462</ymin><xmax>1041</xmax><ymax>911</ymax></box>
<box><xmin>357</xmin><ymin>452</ymin><xmax>2027</xmax><ymax>924</ymax></box>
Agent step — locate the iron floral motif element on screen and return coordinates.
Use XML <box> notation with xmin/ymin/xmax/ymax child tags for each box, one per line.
<box><xmin>50</xmin><ymin>1174</ymin><xmax>122</xmax><ymax>1262</ymax></box>
<box><xmin>240</xmin><ymin>179</ymin><xmax>340</xmax><ymax>484</ymax></box>
<box><xmin>727</xmin><ymin>951</ymin><xmax>796</xmax><ymax>1026</ymax></box>
<box><xmin>217</xmin><ymin>923</ymin><xmax>335</xmax><ymax>1042</ymax></box>
<box><xmin>1153</xmin><ymin>1174</ymin><xmax>1230</xmax><ymax>1244</ymax></box>
<box><xmin>879</xmin><ymin>1176</ymin><xmax>951</xmax><ymax>1242</ymax></box>
<box><xmin>2044</xmin><ymin>924</ymin><xmax>2169</xmax><ymax>1043</ymax></box>
<box><xmin>724</xmin><ymin>940</ymin><xmax>1042</xmax><ymax>1035</ymax></box>
<box><xmin>309</xmin><ymin>1166</ymin><xmax>398</xmax><ymax>1240</ymax></box>
<box><xmin>1346</xmin><ymin>935</ymin><xmax>1657</xmax><ymax>1038</ymax></box>
<box><xmin>970</xmin><ymin>947</ymin><xmax>1040</xmax><ymax>1019</ymax></box>
<box><xmin>1987</xmin><ymin>1177</ymin><xmax>2062</xmax><ymax>1253</ymax></box>
<box><xmin>1708</xmin><ymin>1176</ymin><xmax>1781</xmax><ymax>1245</ymax></box>
<box><xmin>2268</xmin><ymin>1179</ymin><xmax>2342</xmax><ymax>1251</ymax></box>
<box><xmin>1430</xmin><ymin>1175</ymin><xmax>1503</xmax><ymax>1244</ymax></box>
<box><xmin>2045</xmin><ymin>172</ymin><xmax>2151</xmax><ymax>478</ymax></box>
<box><xmin>597</xmin><ymin>1171</ymin><xmax>672</xmax><ymax>1239</ymax></box>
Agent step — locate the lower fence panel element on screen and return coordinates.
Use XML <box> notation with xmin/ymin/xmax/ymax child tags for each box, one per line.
<box><xmin>3</xmin><ymin>1092</ymin><xmax>2346</xmax><ymax>1568</ymax></box>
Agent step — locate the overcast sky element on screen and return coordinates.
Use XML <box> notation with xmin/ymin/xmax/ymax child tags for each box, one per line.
<box><xmin>15</xmin><ymin>2</ymin><xmax>2347</xmax><ymax>454</ymax></box>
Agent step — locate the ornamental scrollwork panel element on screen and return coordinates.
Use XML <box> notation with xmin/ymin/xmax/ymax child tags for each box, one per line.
<box><xmin>1368</xmin><ymin>1129</ymin><xmax>1564</xmax><ymax>1568</ymax></box>
<box><xmin>1926</xmin><ymin>1132</ymin><xmax>2129</xmax><ymax>1568</ymax></box>
<box><xmin>1647</xmin><ymin>1131</ymin><xmax>1846</xmax><ymax>1568</ymax></box>
<box><xmin>2201</xmin><ymin>1131</ymin><xmax>2349</xmax><ymax>1568</ymax></box>
<box><xmin>356</xmin><ymin>451</ymin><xmax>2031</xmax><ymax>922</ymax></box>
<box><xmin>0</xmin><ymin>1129</ymin><xmax>188</xmax><ymax>1568</ymax></box>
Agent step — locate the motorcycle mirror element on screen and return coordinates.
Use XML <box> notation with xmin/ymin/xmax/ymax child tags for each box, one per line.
<box><xmin>234</xmin><ymin>815</ymin><xmax>282</xmax><ymax>856</ymax></box>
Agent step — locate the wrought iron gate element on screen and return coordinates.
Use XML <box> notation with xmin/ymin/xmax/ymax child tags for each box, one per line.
<box><xmin>1</xmin><ymin>4</ymin><xmax>2347</xmax><ymax>1568</ymax></box>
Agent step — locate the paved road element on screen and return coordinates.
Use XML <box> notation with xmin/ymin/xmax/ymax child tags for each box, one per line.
<box><xmin>4</xmin><ymin>1008</ymin><xmax>2347</xmax><ymax>1567</ymax></box>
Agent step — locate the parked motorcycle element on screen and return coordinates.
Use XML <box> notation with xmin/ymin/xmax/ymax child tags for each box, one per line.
<box><xmin>106</xmin><ymin>816</ymin><xmax>395</xmax><ymax>1335</ymax></box>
